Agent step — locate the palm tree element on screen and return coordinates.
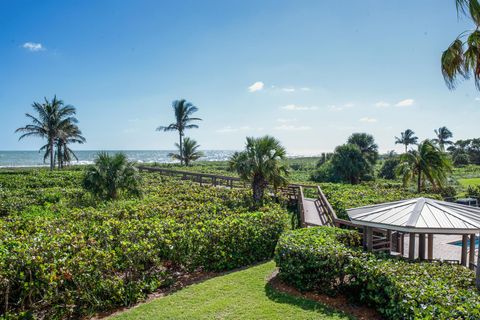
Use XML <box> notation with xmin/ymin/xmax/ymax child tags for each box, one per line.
<box><xmin>39</xmin><ymin>123</ymin><xmax>86</xmax><ymax>169</ymax></box>
<box><xmin>168</xmin><ymin>137</ymin><xmax>204</xmax><ymax>166</ymax></box>
<box><xmin>156</xmin><ymin>99</ymin><xmax>202</xmax><ymax>166</ymax></box>
<box><xmin>395</xmin><ymin>129</ymin><xmax>418</xmax><ymax>153</ymax></box>
<box><xmin>396</xmin><ymin>140</ymin><xmax>452</xmax><ymax>193</ymax></box>
<box><xmin>433</xmin><ymin>126</ymin><xmax>453</xmax><ymax>151</ymax></box>
<box><xmin>347</xmin><ymin>133</ymin><xmax>379</xmax><ymax>165</ymax></box>
<box><xmin>441</xmin><ymin>0</ymin><xmax>480</xmax><ymax>90</ymax></box>
<box><xmin>83</xmin><ymin>152</ymin><xmax>141</xmax><ymax>200</ymax></box>
<box><xmin>229</xmin><ymin>135</ymin><xmax>289</xmax><ymax>205</ymax></box>
<box><xmin>15</xmin><ymin>96</ymin><xmax>78</xmax><ymax>170</ymax></box>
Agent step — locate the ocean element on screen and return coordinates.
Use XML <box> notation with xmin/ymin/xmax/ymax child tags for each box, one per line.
<box><xmin>0</xmin><ymin>150</ymin><xmax>237</xmax><ymax>168</ymax></box>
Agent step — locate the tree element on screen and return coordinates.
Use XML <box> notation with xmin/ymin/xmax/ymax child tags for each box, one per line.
<box><xmin>39</xmin><ymin>122</ymin><xmax>86</xmax><ymax>169</ymax></box>
<box><xmin>168</xmin><ymin>137</ymin><xmax>204</xmax><ymax>166</ymax></box>
<box><xmin>347</xmin><ymin>133</ymin><xmax>379</xmax><ymax>166</ymax></box>
<box><xmin>433</xmin><ymin>126</ymin><xmax>453</xmax><ymax>151</ymax></box>
<box><xmin>395</xmin><ymin>129</ymin><xmax>418</xmax><ymax>153</ymax></box>
<box><xmin>15</xmin><ymin>96</ymin><xmax>78</xmax><ymax>170</ymax></box>
<box><xmin>229</xmin><ymin>136</ymin><xmax>289</xmax><ymax>205</ymax></box>
<box><xmin>330</xmin><ymin>144</ymin><xmax>370</xmax><ymax>184</ymax></box>
<box><xmin>379</xmin><ymin>157</ymin><xmax>400</xmax><ymax>180</ymax></box>
<box><xmin>83</xmin><ymin>152</ymin><xmax>141</xmax><ymax>200</ymax></box>
<box><xmin>441</xmin><ymin>0</ymin><xmax>480</xmax><ymax>90</ymax></box>
<box><xmin>396</xmin><ymin>140</ymin><xmax>452</xmax><ymax>193</ymax></box>
<box><xmin>156</xmin><ymin>99</ymin><xmax>201</xmax><ymax>166</ymax></box>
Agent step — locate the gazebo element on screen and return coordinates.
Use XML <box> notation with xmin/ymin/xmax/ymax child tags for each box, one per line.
<box><xmin>346</xmin><ymin>197</ymin><xmax>480</xmax><ymax>269</ymax></box>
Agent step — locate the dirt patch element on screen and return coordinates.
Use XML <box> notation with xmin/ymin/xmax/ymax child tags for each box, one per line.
<box><xmin>267</xmin><ymin>270</ymin><xmax>384</xmax><ymax>320</ymax></box>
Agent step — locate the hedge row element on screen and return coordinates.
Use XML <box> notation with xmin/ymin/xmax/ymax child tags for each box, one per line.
<box><xmin>274</xmin><ymin>227</ymin><xmax>480</xmax><ymax>319</ymax></box>
<box><xmin>0</xmin><ymin>172</ymin><xmax>288</xmax><ymax>319</ymax></box>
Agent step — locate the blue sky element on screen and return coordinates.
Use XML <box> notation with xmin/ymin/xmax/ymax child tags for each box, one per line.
<box><xmin>0</xmin><ymin>0</ymin><xmax>479</xmax><ymax>154</ymax></box>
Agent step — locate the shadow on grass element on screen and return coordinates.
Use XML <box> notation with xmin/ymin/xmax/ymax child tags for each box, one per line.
<box><xmin>264</xmin><ymin>279</ymin><xmax>354</xmax><ymax>319</ymax></box>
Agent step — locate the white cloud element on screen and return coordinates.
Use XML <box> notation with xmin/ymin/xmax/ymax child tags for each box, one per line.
<box><xmin>344</xmin><ymin>102</ymin><xmax>355</xmax><ymax>108</ymax></box>
<box><xmin>328</xmin><ymin>105</ymin><xmax>343</xmax><ymax>111</ymax></box>
<box><xmin>475</xmin><ymin>97</ymin><xmax>480</xmax><ymax>101</ymax></box>
<box><xmin>359</xmin><ymin>117</ymin><xmax>378</xmax><ymax>123</ymax></box>
<box><xmin>274</xmin><ymin>124</ymin><xmax>312</xmax><ymax>131</ymax></box>
<box><xmin>22</xmin><ymin>42</ymin><xmax>45</xmax><ymax>52</ymax></box>
<box><xmin>248</xmin><ymin>81</ymin><xmax>264</xmax><ymax>92</ymax></box>
<box><xmin>300</xmin><ymin>87</ymin><xmax>311</xmax><ymax>91</ymax></box>
<box><xmin>375</xmin><ymin>101</ymin><xmax>390</xmax><ymax>107</ymax></box>
<box><xmin>395</xmin><ymin>99</ymin><xmax>414</xmax><ymax>107</ymax></box>
<box><xmin>281</xmin><ymin>104</ymin><xmax>318</xmax><ymax>111</ymax></box>
<box><xmin>281</xmin><ymin>87</ymin><xmax>295</xmax><ymax>92</ymax></box>
<box><xmin>216</xmin><ymin>126</ymin><xmax>262</xmax><ymax>133</ymax></box>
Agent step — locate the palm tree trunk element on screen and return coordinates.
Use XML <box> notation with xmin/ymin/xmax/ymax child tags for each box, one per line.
<box><xmin>417</xmin><ymin>170</ymin><xmax>422</xmax><ymax>193</ymax></box>
<box><xmin>49</xmin><ymin>138</ymin><xmax>54</xmax><ymax>170</ymax></box>
<box><xmin>405</xmin><ymin>144</ymin><xmax>408</xmax><ymax>153</ymax></box>
<box><xmin>252</xmin><ymin>175</ymin><xmax>265</xmax><ymax>206</ymax></box>
<box><xmin>179</xmin><ymin>132</ymin><xmax>184</xmax><ymax>166</ymax></box>
<box><xmin>57</xmin><ymin>144</ymin><xmax>61</xmax><ymax>169</ymax></box>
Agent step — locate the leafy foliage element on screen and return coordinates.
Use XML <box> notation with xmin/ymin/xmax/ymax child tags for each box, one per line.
<box><xmin>394</xmin><ymin>129</ymin><xmax>418</xmax><ymax>153</ymax></box>
<box><xmin>0</xmin><ymin>169</ymin><xmax>288</xmax><ymax>318</ymax></box>
<box><xmin>448</xmin><ymin>138</ymin><xmax>480</xmax><ymax>165</ymax></box>
<box><xmin>329</xmin><ymin>144</ymin><xmax>370</xmax><ymax>184</ymax></box>
<box><xmin>347</xmin><ymin>132</ymin><xmax>379</xmax><ymax>166</ymax></box>
<box><xmin>168</xmin><ymin>137</ymin><xmax>204</xmax><ymax>166</ymax></box>
<box><xmin>397</xmin><ymin>140</ymin><xmax>452</xmax><ymax>193</ymax></box>
<box><xmin>378</xmin><ymin>157</ymin><xmax>400</xmax><ymax>180</ymax></box>
<box><xmin>157</xmin><ymin>99</ymin><xmax>202</xmax><ymax>166</ymax></box>
<box><xmin>433</xmin><ymin>126</ymin><xmax>453</xmax><ymax>151</ymax></box>
<box><xmin>319</xmin><ymin>182</ymin><xmax>440</xmax><ymax>219</ymax></box>
<box><xmin>83</xmin><ymin>152</ymin><xmax>142</xmax><ymax>200</ymax></box>
<box><xmin>229</xmin><ymin>136</ymin><xmax>289</xmax><ymax>204</ymax></box>
<box><xmin>442</xmin><ymin>1</ymin><xmax>480</xmax><ymax>90</ymax></box>
<box><xmin>15</xmin><ymin>96</ymin><xmax>84</xmax><ymax>170</ymax></box>
<box><xmin>275</xmin><ymin>227</ymin><xmax>480</xmax><ymax>319</ymax></box>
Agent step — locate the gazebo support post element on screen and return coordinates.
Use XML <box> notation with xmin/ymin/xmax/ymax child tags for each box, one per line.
<box><xmin>366</xmin><ymin>227</ymin><xmax>373</xmax><ymax>252</ymax></box>
<box><xmin>469</xmin><ymin>234</ymin><xmax>476</xmax><ymax>270</ymax></box>
<box><xmin>362</xmin><ymin>227</ymin><xmax>367</xmax><ymax>251</ymax></box>
<box><xmin>409</xmin><ymin>233</ymin><xmax>416</xmax><ymax>260</ymax></box>
<box><xmin>401</xmin><ymin>233</ymin><xmax>405</xmax><ymax>256</ymax></box>
<box><xmin>387</xmin><ymin>230</ymin><xmax>392</xmax><ymax>252</ymax></box>
<box><xmin>418</xmin><ymin>234</ymin><xmax>426</xmax><ymax>260</ymax></box>
<box><xmin>461</xmin><ymin>235</ymin><xmax>468</xmax><ymax>267</ymax></box>
<box><xmin>476</xmin><ymin>243</ymin><xmax>480</xmax><ymax>290</ymax></box>
<box><xmin>427</xmin><ymin>234</ymin><xmax>433</xmax><ymax>260</ymax></box>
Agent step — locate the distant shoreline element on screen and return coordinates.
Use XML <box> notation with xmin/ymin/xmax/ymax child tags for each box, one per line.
<box><xmin>0</xmin><ymin>150</ymin><xmax>321</xmax><ymax>168</ymax></box>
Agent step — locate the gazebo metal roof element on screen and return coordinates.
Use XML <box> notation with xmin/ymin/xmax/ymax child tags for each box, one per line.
<box><xmin>346</xmin><ymin>197</ymin><xmax>480</xmax><ymax>234</ymax></box>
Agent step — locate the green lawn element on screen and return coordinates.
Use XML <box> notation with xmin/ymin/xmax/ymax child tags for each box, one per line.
<box><xmin>110</xmin><ymin>262</ymin><xmax>350</xmax><ymax>320</ymax></box>
<box><xmin>458</xmin><ymin>177</ymin><xmax>480</xmax><ymax>187</ymax></box>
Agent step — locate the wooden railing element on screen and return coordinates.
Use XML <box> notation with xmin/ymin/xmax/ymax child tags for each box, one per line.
<box><xmin>298</xmin><ymin>186</ymin><xmax>306</xmax><ymax>228</ymax></box>
<box><xmin>138</xmin><ymin>166</ymin><xmax>245</xmax><ymax>188</ymax></box>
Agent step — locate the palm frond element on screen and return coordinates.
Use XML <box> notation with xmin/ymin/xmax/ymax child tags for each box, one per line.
<box><xmin>442</xmin><ymin>39</ymin><xmax>467</xmax><ymax>90</ymax></box>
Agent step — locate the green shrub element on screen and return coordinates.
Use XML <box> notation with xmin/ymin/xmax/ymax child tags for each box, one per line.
<box><xmin>275</xmin><ymin>227</ymin><xmax>480</xmax><ymax>319</ymax></box>
<box><xmin>319</xmin><ymin>183</ymin><xmax>441</xmax><ymax>219</ymax></box>
<box><xmin>0</xmin><ymin>170</ymin><xmax>288</xmax><ymax>319</ymax></box>
<box><xmin>378</xmin><ymin>158</ymin><xmax>399</xmax><ymax>180</ymax></box>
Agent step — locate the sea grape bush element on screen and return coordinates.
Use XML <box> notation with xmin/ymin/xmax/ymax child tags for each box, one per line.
<box><xmin>319</xmin><ymin>182</ymin><xmax>441</xmax><ymax>219</ymax></box>
<box><xmin>0</xmin><ymin>169</ymin><xmax>288</xmax><ymax>319</ymax></box>
<box><xmin>275</xmin><ymin>227</ymin><xmax>480</xmax><ymax>319</ymax></box>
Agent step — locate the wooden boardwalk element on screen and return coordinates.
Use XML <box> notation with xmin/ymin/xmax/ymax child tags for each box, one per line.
<box><xmin>303</xmin><ymin>198</ymin><xmax>332</xmax><ymax>226</ymax></box>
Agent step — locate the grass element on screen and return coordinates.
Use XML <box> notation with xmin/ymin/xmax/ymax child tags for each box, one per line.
<box><xmin>109</xmin><ymin>261</ymin><xmax>350</xmax><ymax>320</ymax></box>
<box><xmin>458</xmin><ymin>177</ymin><xmax>480</xmax><ymax>187</ymax></box>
